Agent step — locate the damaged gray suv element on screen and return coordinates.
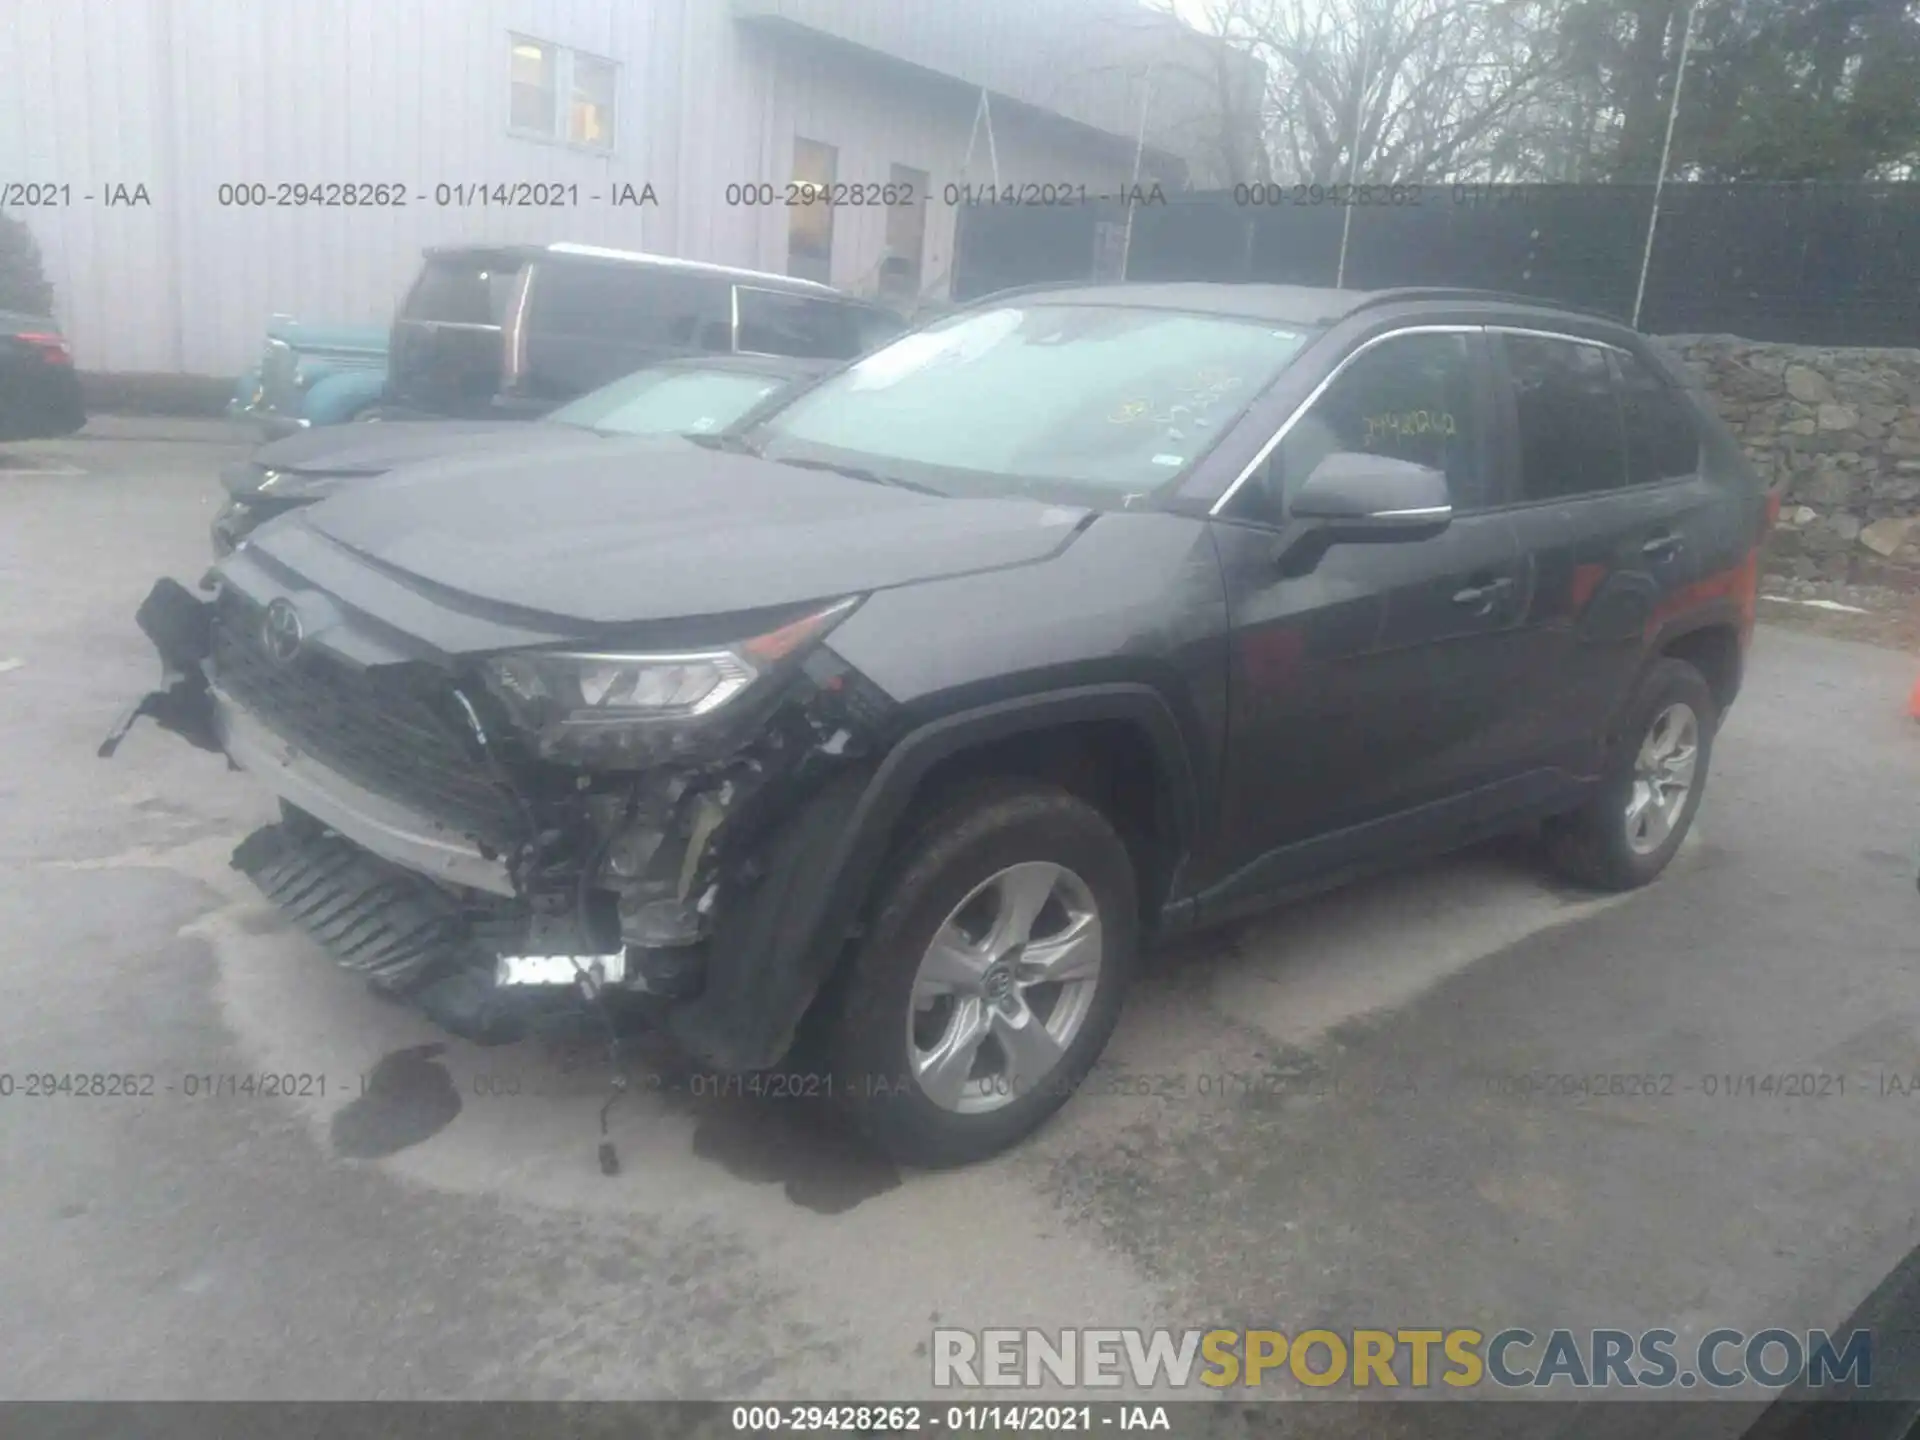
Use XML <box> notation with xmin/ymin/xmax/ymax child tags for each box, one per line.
<box><xmin>103</xmin><ymin>283</ymin><xmax>1772</xmax><ymax>1166</ymax></box>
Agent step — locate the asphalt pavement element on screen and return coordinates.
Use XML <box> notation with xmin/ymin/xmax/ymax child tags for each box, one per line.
<box><xmin>2</xmin><ymin>422</ymin><xmax>1918</xmax><ymax>1430</ymax></box>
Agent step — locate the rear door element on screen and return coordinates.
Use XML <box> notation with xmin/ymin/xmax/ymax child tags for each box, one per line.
<box><xmin>1203</xmin><ymin>326</ymin><xmax>1538</xmax><ymax>913</ymax></box>
<box><xmin>517</xmin><ymin>263</ymin><xmax>733</xmax><ymax>406</ymax></box>
<box><xmin>1490</xmin><ymin>329</ymin><xmax>1722</xmax><ymax>775</ymax></box>
<box><xmin>386</xmin><ymin>250</ymin><xmax>526</xmax><ymax>416</ymax></box>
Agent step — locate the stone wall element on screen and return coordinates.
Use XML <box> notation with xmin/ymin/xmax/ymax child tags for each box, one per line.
<box><xmin>1656</xmin><ymin>335</ymin><xmax>1920</xmax><ymax>588</ymax></box>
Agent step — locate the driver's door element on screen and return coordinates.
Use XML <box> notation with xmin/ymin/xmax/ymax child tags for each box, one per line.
<box><xmin>1200</xmin><ymin>327</ymin><xmax>1539</xmax><ymax>917</ymax></box>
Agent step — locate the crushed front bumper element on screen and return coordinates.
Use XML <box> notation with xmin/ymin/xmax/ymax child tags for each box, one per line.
<box><xmin>215</xmin><ymin>681</ymin><xmax>515</xmax><ymax>896</ymax></box>
<box><xmin>104</xmin><ymin>574</ymin><xmax>887</xmax><ymax>1072</ymax></box>
<box><xmin>99</xmin><ymin>578</ymin><xmax>659</xmax><ymax>1043</ymax></box>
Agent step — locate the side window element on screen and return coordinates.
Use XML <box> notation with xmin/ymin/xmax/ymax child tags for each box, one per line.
<box><xmin>1229</xmin><ymin>332</ymin><xmax>1481</xmax><ymax>525</ymax></box>
<box><xmin>1614</xmin><ymin>351</ymin><xmax>1701</xmax><ymax>485</ymax></box>
<box><xmin>1503</xmin><ymin>334</ymin><xmax>1627</xmax><ymax>501</ymax></box>
<box><xmin>735</xmin><ymin>289</ymin><xmax>870</xmax><ymax>360</ymax></box>
<box><xmin>531</xmin><ymin>264</ymin><xmax>728</xmax><ymax>347</ymax></box>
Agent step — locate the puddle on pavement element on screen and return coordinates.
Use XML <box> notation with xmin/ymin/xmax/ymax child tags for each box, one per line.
<box><xmin>235</xmin><ymin>908</ymin><xmax>287</xmax><ymax>935</ymax></box>
<box><xmin>684</xmin><ymin>1092</ymin><xmax>902</xmax><ymax>1215</ymax></box>
<box><xmin>521</xmin><ymin>1021</ymin><xmax>903</xmax><ymax>1213</ymax></box>
<box><xmin>330</xmin><ymin>1043</ymin><xmax>463</xmax><ymax>1157</ymax></box>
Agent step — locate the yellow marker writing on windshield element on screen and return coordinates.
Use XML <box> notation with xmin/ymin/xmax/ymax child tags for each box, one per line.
<box><xmin>1364</xmin><ymin>410</ymin><xmax>1456</xmax><ymax>445</ymax></box>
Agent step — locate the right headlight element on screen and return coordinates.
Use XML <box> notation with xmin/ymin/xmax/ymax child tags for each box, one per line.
<box><xmin>477</xmin><ymin>595</ymin><xmax>861</xmax><ymax>767</ymax></box>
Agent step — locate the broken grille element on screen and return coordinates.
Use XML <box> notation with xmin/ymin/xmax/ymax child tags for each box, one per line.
<box><xmin>210</xmin><ymin>607</ymin><xmax>523</xmax><ymax>848</ymax></box>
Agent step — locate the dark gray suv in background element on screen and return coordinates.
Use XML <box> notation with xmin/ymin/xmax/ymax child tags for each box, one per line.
<box><xmin>105</xmin><ymin>283</ymin><xmax>1774</xmax><ymax>1167</ymax></box>
<box><xmin>211</xmin><ymin>353</ymin><xmax>830</xmax><ymax>555</ymax></box>
<box><xmin>382</xmin><ymin>242</ymin><xmax>905</xmax><ymax>419</ymax></box>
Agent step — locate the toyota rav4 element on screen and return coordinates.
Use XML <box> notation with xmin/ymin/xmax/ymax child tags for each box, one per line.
<box><xmin>103</xmin><ymin>283</ymin><xmax>1774</xmax><ymax>1167</ymax></box>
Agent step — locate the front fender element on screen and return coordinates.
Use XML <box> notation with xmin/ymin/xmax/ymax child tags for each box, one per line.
<box><xmin>299</xmin><ymin>368</ymin><xmax>389</xmax><ymax>424</ymax></box>
<box><xmin>664</xmin><ymin>683</ymin><xmax>1198</xmax><ymax>1072</ymax></box>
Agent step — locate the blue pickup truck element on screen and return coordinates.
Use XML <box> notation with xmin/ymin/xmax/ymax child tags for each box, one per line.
<box><xmin>228</xmin><ymin>314</ymin><xmax>389</xmax><ymax>438</ymax></box>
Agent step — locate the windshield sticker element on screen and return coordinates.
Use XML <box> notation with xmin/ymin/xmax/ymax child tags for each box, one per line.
<box><xmin>1151</xmin><ymin>453</ymin><xmax>1185</xmax><ymax>466</ymax></box>
<box><xmin>1109</xmin><ymin>399</ymin><xmax>1150</xmax><ymax>423</ymax></box>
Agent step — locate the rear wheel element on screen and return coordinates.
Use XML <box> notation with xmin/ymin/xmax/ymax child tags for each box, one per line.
<box><xmin>1545</xmin><ymin>657</ymin><xmax>1717</xmax><ymax>891</ymax></box>
<box><xmin>822</xmin><ymin>782</ymin><xmax>1137</xmax><ymax>1168</ymax></box>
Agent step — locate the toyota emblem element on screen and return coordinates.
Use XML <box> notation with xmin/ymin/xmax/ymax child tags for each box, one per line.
<box><xmin>261</xmin><ymin>598</ymin><xmax>304</xmax><ymax>664</ymax></box>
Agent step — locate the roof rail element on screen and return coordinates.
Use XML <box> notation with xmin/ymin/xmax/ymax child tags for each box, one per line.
<box><xmin>1352</xmin><ymin>287</ymin><xmax>1631</xmax><ymax>326</ymax></box>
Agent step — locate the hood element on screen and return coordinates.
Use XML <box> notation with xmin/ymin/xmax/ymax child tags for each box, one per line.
<box><xmin>268</xmin><ymin>439</ymin><xmax>1093</xmax><ymax>627</ymax></box>
<box><xmin>248</xmin><ymin>419</ymin><xmax>589</xmax><ymax>481</ymax></box>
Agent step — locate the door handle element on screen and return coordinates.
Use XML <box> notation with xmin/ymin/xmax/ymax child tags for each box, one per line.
<box><xmin>1452</xmin><ymin>576</ymin><xmax>1516</xmax><ymax>608</ymax></box>
<box><xmin>1642</xmin><ymin>532</ymin><xmax>1685</xmax><ymax>561</ymax></box>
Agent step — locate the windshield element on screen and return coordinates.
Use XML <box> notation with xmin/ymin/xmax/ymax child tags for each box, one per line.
<box><xmin>547</xmin><ymin>366</ymin><xmax>794</xmax><ymax>436</ymax></box>
<box><xmin>750</xmin><ymin>303</ymin><xmax>1310</xmax><ymax>495</ymax></box>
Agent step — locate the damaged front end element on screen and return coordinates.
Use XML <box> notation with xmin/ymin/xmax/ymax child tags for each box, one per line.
<box><xmin>103</xmin><ymin>570</ymin><xmax>893</xmax><ymax>1055</ymax></box>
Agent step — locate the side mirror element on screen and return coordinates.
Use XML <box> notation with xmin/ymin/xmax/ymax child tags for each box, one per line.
<box><xmin>1289</xmin><ymin>451</ymin><xmax>1453</xmax><ymax>541</ymax></box>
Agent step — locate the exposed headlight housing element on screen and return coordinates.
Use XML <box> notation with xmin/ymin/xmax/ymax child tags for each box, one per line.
<box><xmin>478</xmin><ymin>596</ymin><xmax>860</xmax><ymax>767</ymax></box>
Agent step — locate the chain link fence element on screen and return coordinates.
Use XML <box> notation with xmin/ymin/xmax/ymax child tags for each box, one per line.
<box><xmin>953</xmin><ymin>183</ymin><xmax>1920</xmax><ymax>347</ymax></box>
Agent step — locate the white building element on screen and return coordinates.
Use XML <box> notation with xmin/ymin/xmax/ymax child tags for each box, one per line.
<box><xmin>2</xmin><ymin>0</ymin><xmax>1260</xmax><ymax>376</ymax></box>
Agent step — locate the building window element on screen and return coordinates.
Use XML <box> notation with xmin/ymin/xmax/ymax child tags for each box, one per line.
<box><xmin>881</xmin><ymin>164</ymin><xmax>929</xmax><ymax>302</ymax></box>
<box><xmin>787</xmin><ymin>138</ymin><xmax>837</xmax><ymax>285</ymax></box>
<box><xmin>509</xmin><ymin>40</ymin><xmax>557</xmax><ymax>134</ymax></box>
<box><xmin>509</xmin><ymin>35</ymin><xmax>616</xmax><ymax>151</ymax></box>
<box><xmin>570</xmin><ymin>54</ymin><xmax>616</xmax><ymax>148</ymax></box>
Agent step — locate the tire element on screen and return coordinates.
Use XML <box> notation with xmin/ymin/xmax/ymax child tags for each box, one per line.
<box><xmin>821</xmin><ymin>781</ymin><xmax>1137</xmax><ymax>1168</ymax></box>
<box><xmin>1544</xmin><ymin>657</ymin><xmax>1717</xmax><ymax>891</ymax></box>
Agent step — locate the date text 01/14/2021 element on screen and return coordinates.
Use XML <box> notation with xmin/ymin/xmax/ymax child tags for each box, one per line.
<box><xmin>942</xmin><ymin>182</ymin><xmax>1168</xmax><ymax>208</ymax></box>
<box><xmin>730</xmin><ymin>1404</ymin><xmax>1172</xmax><ymax>1431</ymax></box>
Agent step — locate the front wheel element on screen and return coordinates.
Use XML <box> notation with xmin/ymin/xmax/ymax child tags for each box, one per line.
<box><xmin>1544</xmin><ymin>657</ymin><xmax>1717</xmax><ymax>891</ymax></box>
<box><xmin>822</xmin><ymin>782</ymin><xmax>1137</xmax><ymax>1168</ymax></box>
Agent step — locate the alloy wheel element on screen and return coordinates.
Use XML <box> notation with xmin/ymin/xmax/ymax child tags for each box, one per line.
<box><xmin>906</xmin><ymin>861</ymin><xmax>1104</xmax><ymax>1114</ymax></box>
<box><xmin>1624</xmin><ymin>702</ymin><xmax>1699</xmax><ymax>855</ymax></box>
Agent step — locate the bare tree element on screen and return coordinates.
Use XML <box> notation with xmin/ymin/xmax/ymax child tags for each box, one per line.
<box><xmin>1021</xmin><ymin>2</ymin><xmax>1278</xmax><ymax>188</ymax></box>
<box><xmin>1157</xmin><ymin>0</ymin><xmax>1578</xmax><ymax>183</ymax></box>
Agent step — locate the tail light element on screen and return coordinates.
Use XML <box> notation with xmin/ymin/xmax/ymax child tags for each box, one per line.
<box><xmin>15</xmin><ymin>332</ymin><xmax>72</xmax><ymax>365</ymax></box>
<box><xmin>502</xmin><ymin>266</ymin><xmax>534</xmax><ymax>388</ymax></box>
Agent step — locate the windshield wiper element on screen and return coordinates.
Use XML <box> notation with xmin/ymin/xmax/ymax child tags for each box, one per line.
<box><xmin>684</xmin><ymin>431</ymin><xmax>762</xmax><ymax>456</ymax></box>
<box><xmin>770</xmin><ymin>455</ymin><xmax>945</xmax><ymax>496</ymax></box>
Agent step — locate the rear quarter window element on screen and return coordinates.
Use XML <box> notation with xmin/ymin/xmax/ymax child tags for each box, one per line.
<box><xmin>404</xmin><ymin>256</ymin><xmax>523</xmax><ymax>324</ymax></box>
<box><xmin>529</xmin><ymin>263</ymin><xmax>732</xmax><ymax>349</ymax></box>
<box><xmin>1614</xmin><ymin>350</ymin><xmax>1701</xmax><ymax>485</ymax></box>
<box><xmin>735</xmin><ymin>288</ymin><xmax>887</xmax><ymax>360</ymax></box>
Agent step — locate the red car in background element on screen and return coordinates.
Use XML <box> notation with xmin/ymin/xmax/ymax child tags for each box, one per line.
<box><xmin>0</xmin><ymin>311</ymin><xmax>86</xmax><ymax>441</ymax></box>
